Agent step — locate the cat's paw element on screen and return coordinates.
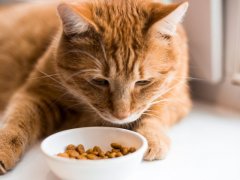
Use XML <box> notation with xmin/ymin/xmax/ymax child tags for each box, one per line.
<box><xmin>143</xmin><ymin>136</ymin><xmax>170</xmax><ymax>161</ymax></box>
<box><xmin>136</xmin><ymin>128</ymin><xmax>171</xmax><ymax>161</ymax></box>
<box><xmin>0</xmin><ymin>152</ymin><xmax>12</xmax><ymax>175</ymax></box>
<box><xmin>0</xmin><ymin>129</ymin><xmax>24</xmax><ymax>175</ymax></box>
<box><xmin>0</xmin><ymin>161</ymin><xmax>7</xmax><ymax>175</ymax></box>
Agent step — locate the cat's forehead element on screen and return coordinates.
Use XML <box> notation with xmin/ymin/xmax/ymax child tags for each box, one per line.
<box><xmin>100</xmin><ymin>36</ymin><xmax>171</xmax><ymax>80</ymax></box>
<box><xmin>92</xmin><ymin>1</ymin><xmax>148</xmax><ymax>46</ymax></box>
<box><xmin>90</xmin><ymin>3</ymin><xmax>150</xmax><ymax>78</ymax></box>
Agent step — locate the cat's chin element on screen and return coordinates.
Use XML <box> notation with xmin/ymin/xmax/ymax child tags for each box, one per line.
<box><xmin>106</xmin><ymin>119</ymin><xmax>136</xmax><ymax>125</ymax></box>
<box><xmin>102</xmin><ymin>113</ymin><xmax>141</xmax><ymax>125</ymax></box>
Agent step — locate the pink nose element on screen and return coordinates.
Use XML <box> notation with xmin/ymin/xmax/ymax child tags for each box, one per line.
<box><xmin>113</xmin><ymin>112</ymin><xmax>130</xmax><ymax>120</ymax></box>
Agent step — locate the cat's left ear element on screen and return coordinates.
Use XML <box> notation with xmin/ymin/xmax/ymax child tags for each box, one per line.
<box><xmin>148</xmin><ymin>2</ymin><xmax>189</xmax><ymax>36</ymax></box>
<box><xmin>57</xmin><ymin>3</ymin><xmax>97</xmax><ymax>35</ymax></box>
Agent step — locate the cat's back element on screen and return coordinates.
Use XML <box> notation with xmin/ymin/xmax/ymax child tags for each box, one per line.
<box><xmin>0</xmin><ymin>2</ymin><xmax>60</xmax><ymax>52</ymax></box>
<box><xmin>0</xmin><ymin>2</ymin><xmax>59</xmax><ymax>110</ymax></box>
<box><xmin>0</xmin><ymin>2</ymin><xmax>59</xmax><ymax>40</ymax></box>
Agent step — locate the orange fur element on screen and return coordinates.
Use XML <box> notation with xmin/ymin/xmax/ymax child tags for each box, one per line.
<box><xmin>0</xmin><ymin>0</ymin><xmax>191</xmax><ymax>174</ymax></box>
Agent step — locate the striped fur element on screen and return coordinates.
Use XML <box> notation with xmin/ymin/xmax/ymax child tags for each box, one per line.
<box><xmin>0</xmin><ymin>0</ymin><xmax>191</xmax><ymax>174</ymax></box>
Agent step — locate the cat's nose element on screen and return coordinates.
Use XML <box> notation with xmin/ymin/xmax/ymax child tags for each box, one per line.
<box><xmin>113</xmin><ymin>111</ymin><xmax>130</xmax><ymax>120</ymax></box>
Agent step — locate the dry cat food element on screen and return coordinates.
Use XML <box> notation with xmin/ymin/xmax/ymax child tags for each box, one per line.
<box><xmin>57</xmin><ymin>143</ymin><xmax>136</xmax><ymax>160</ymax></box>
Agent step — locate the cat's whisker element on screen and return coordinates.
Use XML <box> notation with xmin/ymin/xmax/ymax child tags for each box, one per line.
<box><xmin>31</xmin><ymin>74</ymin><xmax>81</xmax><ymax>104</ymax></box>
<box><xmin>64</xmin><ymin>50</ymin><xmax>103</xmax><ymax>69</ymax></box>
<box><xmin>145</xmin><ymin>109</ymin><xmax>161</xmax><ymax>114</ymax></box>
<box><xmin>53</xmin><ymin>91</ymin><xmax>73</xmax><ymax>103</ymax></box>
<box><xmin>36</xmin><ymin>69</ymin><xmax>65</xmax><ymax>88</ymax></box>
<box><xmin>142</xmin><ymin>112</ymin><xmax>163</xmax><ymax>121</ymax></box>
<box><xmin>154</xmin><ymin>80</ymin><xmax>186</xmax><ymax>99</ymax></box>
<box><xmin>148</xmin><ymin>74</ymin><xmax>178</xmax><ymax>100</ymax></box>
<box><xmin>149</xmin><ymin>99</ymin><xmax>173</xmax><ymax>105</ymax></box>
<box><xmin>39</xmin><ymin>82</ymin><xmax>74</xmax><ymax>103</ymax></box>
<box><xmin>146</xmin><ymin>76</ymin><xmax>173</xmax><ymax>102</ymax></box>
<box><xmin>30</xmin><ymin>73</ymin><xmax>60</xmax><ymax>80</ymax></box>
<box><xmin>64</xmin><ymin>69</ymin><xmax>101</xmax><ymax>82</ymax></box>
<box><xmin>149</xmin><ymin>98</ymin><xmax>185</xmax><ymax>106</ymax></box>
<box><xmin>100</xmin><ymin>41</ymin><xmax>108</xmax><ymax>61</ymax></box>
<box><xmin>64</xmin><ymin>102</ymin><xmax>86</xmax><ymax>110</ymax></box>
<box><xmin>144</xmin><ymin>110</ymin><xmax>167</xmax><ymax>119</ymax></box>
<box><xmin>147</xmin><ymin>80</ymin><xmax>186</xmax><ymax>107</ymax></box>
<box><xmin>151</xmin><ymin>94</ymin><xmax>188</xmax><ymax>105</ymax></box>
<box><xmin>173</xmin><ymin>76</ymin><xmax>205</xmax><ymax>81</ymax></box>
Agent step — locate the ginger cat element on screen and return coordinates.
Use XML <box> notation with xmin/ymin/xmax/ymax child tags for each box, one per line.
<box><xmin>0</xmin><ymin>0</ymin><xmax>191</xmax><ymax>174</ymax></box>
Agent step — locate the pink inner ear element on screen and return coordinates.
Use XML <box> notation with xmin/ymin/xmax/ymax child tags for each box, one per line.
<box><xmin>147</xmin><ymin>3</ymin><xmax>179</xmax><ymax>28</ymax></box>
<box><xmin>147</xmin><ymin>2</ymin><xmax>188</xmax><ymax>36</ymax></box>
<box><xmin>57</xmin><ymin>3</ymin><xmax>98</xmax><ymax>35</ymax></box>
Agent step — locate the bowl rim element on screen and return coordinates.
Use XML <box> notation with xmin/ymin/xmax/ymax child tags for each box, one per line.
<box><xmin>40</xmin><ymin>127</ymin><xmax>148</xmax><ymax>164</ymax></box>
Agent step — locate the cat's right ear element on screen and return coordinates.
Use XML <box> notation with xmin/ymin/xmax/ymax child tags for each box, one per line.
<box><xmin>57</xmin><ymin>3</ymin><xmax>97</xmax><ymax>35</ymax></box>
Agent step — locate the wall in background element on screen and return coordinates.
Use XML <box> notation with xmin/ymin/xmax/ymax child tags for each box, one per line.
<box><xmin>184</xmin><ymin>0</ymin><xmax>223</xmax><ymax>83</ymax></box>
<box><xmin>191</xmin><ymin>0</ymin><xmax>240</xmax><ymax>111</ymax></box>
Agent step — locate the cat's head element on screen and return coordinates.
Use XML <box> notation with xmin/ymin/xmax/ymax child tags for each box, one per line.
<box><xmin>55</xmin><ymin>0</ymin><xmax>188</xmax><ymax>124</ymax></box>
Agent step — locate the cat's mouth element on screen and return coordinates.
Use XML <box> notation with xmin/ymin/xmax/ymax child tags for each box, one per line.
<box><xmin>88</xmin><ymin>104</ymin><xmax>143</xmax><ymax>125</ymax></box>
<box><xmin>101</xmin><ymin>113</ymin><xmax>142</xmax><ymax>125</ymax></box>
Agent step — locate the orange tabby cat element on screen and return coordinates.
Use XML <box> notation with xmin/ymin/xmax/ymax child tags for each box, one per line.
<box><xmin>0</xmin><ymin>0</ymin><xmax>191</xmax><ymax>174</ymax></box>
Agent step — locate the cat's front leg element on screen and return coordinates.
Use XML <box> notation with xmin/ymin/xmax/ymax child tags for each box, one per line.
<box><xmin>134</xmin><ymin>117</ymin><xmax>170</xmax><ymax>161</ymax></box>
<box><xmin>0</xmin><ymin>91</ymin><xmax>63</xmax><ymax>174</ymax></box>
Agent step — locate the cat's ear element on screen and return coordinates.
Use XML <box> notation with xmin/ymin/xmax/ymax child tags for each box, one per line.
<box><xmin>148</xmin><ymin>2</ymin><xmax>188</xmax><ymax>36</ymax></box>
<box><xmin>57</xmin><ymin>3</ymin><xmax>97</xmax><ymax>35</ymax></box>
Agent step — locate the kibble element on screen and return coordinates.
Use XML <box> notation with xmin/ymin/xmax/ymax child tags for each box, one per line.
<box><xmin>111</xmin><ymin>148</ymin><xmax>120</xmax><ymax>153</ymax></box>
<box><xmin>86</xmin><ymin>154</ymin><xmax>98</xmax><ymax>160</ymax></box>
<box><xmin>108</xmin><ymin>152</ymin><xmax>117</xmax><ymax>158</ymax></box>
<box><xmin>86</xmin><ymin>148</ymin><xmax>93</xmax><ymax>154</ymax></box>
<box><xmin>57</xmin><ymin>153</ymin><xmax>69</xmax><ymax>158</ymax></box>
<box><xmin>77</xmin><ymin>155</ymin><xmax>87</xmax><ymax>160</ymax></box>
<box><xmin>76</xmin><ymin>144</ymin><xmax>85</xmax><ymax>154</ymax></box>
<box><xmin>110</xmin><ymin>143</ymin><xmax>122</xmax><ymax>149</ymax></box>
<box><xmin>66</xmin><ymin>144</ymin><xmax>76</xmax><ymax>150</ymax></box>
<box><xmin>68</xmin><ymin>150</ymin><xmax>80</xmax><ymax>158</ymax></box>
<box><xmin>129</xmin><ymin>147</ymin><xmax>136</xmax><ymax>153</ymax></box>
<box><xmin>57</xmin><ymin>143</ymin><xmax>136</xmax><ymax>160</ymax></box>
<box><xmin>99</xmin><ymin>152</ymin><xmax>105</xmax><ymax>158</ymax></box>
<box><xmin>116</xmin><ymin>152</ymin><xmax>123</xmax><ymax>157</ymax></box>
<box><xmin>121</xmin><ymin>147</ymin><xmax>129</xmax><ymax>155</ymax></box>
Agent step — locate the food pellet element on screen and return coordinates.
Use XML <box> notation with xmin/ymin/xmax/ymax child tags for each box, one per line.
<box><xmin>92</xmin><ymin>151</ymin><xmax>99</xmax><ymax>156</ymax></box>
<box><xmin>110</xmin><ymin>143</ymin><xmax>122</xmax><ymax>149</ymax></box>
<box><xmin>116</xmin><ymin>152</ymin><xmax>123</xmax><ymax>157</ymax></box>
<box><xmin>57</xmin><ymin>143</ymin><xmax>137</xmax><ymax>160</ymax></box>
<box><xmin>68</xmin><ymin>150</ymin><xmax>80</xmax><ymax>158</ymax></box>
<box><xmin>77</xmin><ymin>155</ymin><xmax>87</xmax><ymax>160</ymax></box>
<box><xmin>86</xmin><ymin>148</ymin><xmax>93</xmax><ymax>154</ymax></box>
<box><xmin>111</xmin><ymin>148</ymin><xmax>120</xmax><ymax>153</ymax></box>
<box><xmin>76</xmin><ymin>144</ymin><xmax>85</xmax><ymax>154</ymax></box>
<box><xmin>99</xmin><ymin>152</ymin><xmax>105</xmax><ymax>158</ymax></box>
<box><xmin>129</xmin><ymin>147</ymin><xmax>136</xmax><ymax>153</ymax></box>
<box><xmin>86</xmin><ymin>154</ymin><xmax>98</xmax><ymax>160</ymax></box>
<box><xmin>121</xmin><ymin>147</ymin><xmax>129</xmax><ymax>155</ymax></box>
<box><xmin>105</xmin><ymin>151</ymin><xmax>111</xmax><ymax>157</ymax></box>
<box><xmin>108</xmin><ymin>152</ymin><xmax>117</xmax><ymax>158</ymax></box>
<box><xmin>66</xmin><ymin>144</ymin><xmax>76</xmax><ymax>150</ymax></box>
<box><xmin>57</xmin><ymin>153</ymin><xmax>69</xmax><ymax>158</ymax></box>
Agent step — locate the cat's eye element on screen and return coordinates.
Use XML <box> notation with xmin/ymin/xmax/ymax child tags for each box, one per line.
<box><xmin>135</xmin><ymin>80</ymin><xmax>152</xmax><ymax>86</ymax></box>
<box><xmin>91</xmin><ymin>78</ymin><xmax>109</xmax><ymax>87</ymax></box>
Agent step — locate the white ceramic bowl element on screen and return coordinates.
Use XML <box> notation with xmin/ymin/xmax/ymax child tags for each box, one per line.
<box><xmin>41</xmin><ymin>127</ymin><xmax>148</xmax><ymax>180</ymax></box>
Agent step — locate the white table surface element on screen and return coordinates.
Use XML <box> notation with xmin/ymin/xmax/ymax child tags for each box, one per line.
<box><xmin>1</xmin><ymin>102</ymin><xmax>240</xmax><ymax>180</ymax></box>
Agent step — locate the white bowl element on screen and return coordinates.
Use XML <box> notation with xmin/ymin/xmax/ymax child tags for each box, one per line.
<box><xmin>41</xmin><ymin>127</ymin><xmax>148</xmax><ymax>180</ymax></box>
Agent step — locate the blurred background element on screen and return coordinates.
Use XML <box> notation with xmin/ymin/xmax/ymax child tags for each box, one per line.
<box><xmin>170</xmin><ymin>0</ymin><xmax>240</xmax><ymax>111</ymax></box>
